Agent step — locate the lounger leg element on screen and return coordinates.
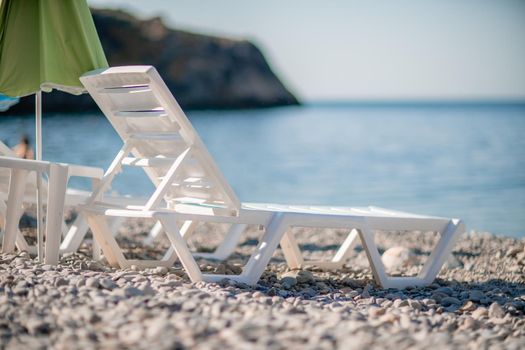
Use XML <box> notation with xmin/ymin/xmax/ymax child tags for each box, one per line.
<box><xmin>144</xmin><ymin>221</ymin><xmax>164</xmax><ymax>245</ymax></box>
<box><xmin>0</xmin><ymin>202</ymin><xmax>28</xmax><ymax>252</ymax></box>
<box><xmin>193</xmin><ymin>223</ymin><xmax>247</xmax><ymax>261</ymax></box>
<box><xmin>358</xmin><ymin>221</ymin><xmax>465</xmax><ymax>289</ymax></box>
<box><xmin>90</xmin><ymin>177</ymin><xmax>105</xmax><ymax>260</ymax></box>
<box><xmin>84</xmin><ymin>214</ymin><xmax>126</xmax><ymax>268</ymax></box>
<box><xmin>280</xmin><ymin>231</ymin><xmax>304</xmax><ymax>269</ymax></box>
<box><xmin>44</xmin><ymin>164</ymin><xmax>69</xmax><ymax>265</ymax></box>
<box><xmin>60</xmin><ymin>213</ymin><xmax>89</xmax><ymax>253</ymax></box>
<box><xmin>160</xmin><ymin>220</ymin><xmax>198</xmax><ymax>265</ymax></box>
<box><xmin>331</xmin><ymin>228</ymin><xmax>360</xmax><ymax>265</ymax></box>
<box><xmin>4</xmin><ymin>199</ymin><xmax>34</xmax><ymax>254</ymax></box>
<box><xmin>15</xmin><ymin>229</ymin><xmax>31</xmax><ymax>253</ymax></box>
<box><xmin>357</xmin><ymin>224</ymin><xmax>389</xmax><ymax>287</ymax></box>
<box><xmin>0</xmin><ymin>201</ymin><xmax>24</xmax><ymax>252</ymax></box>
<box><xmin>61</xmin><ymin>221</ymin><xmax>68</xmax><ymax>237</ymax></box>
<box><xmin>60</xmin><ymin>212</ymin><xmax>122</xmax><ymax>260</ymax></box>
<box><xmin>419</xmin><ymin>219</ymin><xmax>465</xmax><ymax>284</ymax></box>
<box><xmin>36</xmin><ymin>171</ymin><xmax>44</xmax><ymax>262</ymax></box>
<box><xmin>92</xmin><ymin>239</ymin><xmax>101</xmax><ymax>261</ymax></box>
<box><xmin>0</xmin><ymin>200</ymin><xmax>6</xmax><ymax>246</ymax></box>
<box><xmin>0</xmin><ymin>199</ymin><xmax>5</xmax><ymax>236</ymax></box>
<box><xmin>157</xmin><ymin>216</ymin><xmax>203</xmax><ymax>282</ymax></box>
<box><xmin>359</xmin><ymin>223</ymin><xmax>429</xmax><ymax>289</ymax></box>
<box><xmin>0</xmin><ymin>217</ymin><xmax>32</xmax><ymax>254</ymax></box>
<box><xmin>241</xmin><ymin>213</ymin><xmax>289</xmax><ymax>285</ymax></box>
<box><xmin>2</xmin><ymin>169</ymin><xmax>28</xmax><ymax>253</ymax></box>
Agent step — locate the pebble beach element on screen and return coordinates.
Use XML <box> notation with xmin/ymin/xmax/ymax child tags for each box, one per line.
<box><xmin>1</xmin><ymin>221</ymin><xmax>524</xmax><ymax>349</ymax></box>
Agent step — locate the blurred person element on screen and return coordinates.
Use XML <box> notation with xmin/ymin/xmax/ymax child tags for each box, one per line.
<box><xmin>13</xmin><ymin>135</ymin><xmax>34</xmax><ymax>159</ymax></box>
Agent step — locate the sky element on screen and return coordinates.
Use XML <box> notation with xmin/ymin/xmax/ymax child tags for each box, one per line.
<box><xmin>88</xmin><ymin>0</ymin><xmax>525</xmax><ymax>102</ymax></box>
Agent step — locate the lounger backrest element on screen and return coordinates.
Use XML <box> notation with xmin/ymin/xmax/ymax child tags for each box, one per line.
<box><xmin>80</xmin><ymin>66</ymin><xmax>240</xmax><ymax>215</ymax></box>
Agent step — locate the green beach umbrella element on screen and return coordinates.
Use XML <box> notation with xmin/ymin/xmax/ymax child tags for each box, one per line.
<box><xmin>0</xmin><ymin>0</ymin><xmax>107</xmax><ymax>260</ymax></box>
<box><xmin>0</xmin><ymin>0</ymin><xmax>108</xmax><ymax>159</ymax></box>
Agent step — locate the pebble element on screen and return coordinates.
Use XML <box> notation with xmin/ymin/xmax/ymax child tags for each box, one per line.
<box><xmin>302</xmin><ymin>288</ymin><xmax>317</xmax><ymax>298</ymax></box>
<box><xmin>85</xmin><ymin>277</ymin><xmax>99</xmax><ymax>289</ymax></box>
<box><xmin>369</xmin><ymin>307</ymin><xmax>386</xmax><ymax>317</ymax></box>
<box><xmin>441</xmin><ymin>297</ymin><xmax>461</xmax><ymax>306</ymax></box>
<box><xmin>54</xmin><ymin>278</ymin><xmax>69</xmax><ymax>287</ymax></box>
<box><xmin>506</xmin><ymin>247</ymin><xmax>522</xmax><ymax>257</ymax></box>
<box><xmin>362</xmin><ymin>284</ymin><xmax>371</xmax><ymax>298</ymax></box>
<box><xmin>443</xmin><ymin>255</ymin><xmax>463</xmax><ymax>269</ymax></box>
<box><xmin>121</xmin><ymin>286</ymin><xmax>144</xmax><ymax>297</ymax></box>
<box><xmin>296</xmin><ymin>270</ymin><xmax>315</xmax><ymax>284</ymax></box>
<box><xmin>399</xmin><ymin>314</ymin><xmax>412</xmax><ymax>328</ymax></box>
<box><xmin>154</xmin><ymin>266</ymin><xmax>169</xmax><ymax>275</ymax></box>
<box><xmin>99</xmin><ymin>278</ymin><xmax>117</xmax><ymax>290</ymax></box>
<box><xmin>460</xmin><ymin>301</ymin><xmax>477</xmax><ymax>312</ymax></box>
<box><xmin>381</xmin><ymin>246</ymin><xmax>417</xmax><ymax>271</ymax></box>
<box><xmin>119</xmin><ymin>324</ymin><xmax>144</xmax><ymax>344</ymax></box>
<box><xmin>282</xmin><ymin>270</ymin><xmax>315</xmax><ymax>284</ymax></box>
<box><xmin>408</xmin><ymin>299</ymin><xmax>422</xmax><ymax>310</ymax></box>
<box><xmin>25</xmin><ymin>319</ymin><xmax>50</xmax><ymax>335</ymax></box>
<box><xmin>146</xmin><ymin>318</ymin><xmax>173</xmax><ymax>339</ymax></box>
<box><xmin>138</xmin><ymin>282</ymin><xmax>156</xmax><ymax>296</ymax></box>
<box><xmin>0</xmin><ymin>227</ymin><xmax>522</xmax><ymax>350</ymax></box>
<box><xmin>459</xmin><ymin>317</ymin><xmax>479</xmax><ymax>330</ymax></box>
<box><xmin>488</xmin><ymin>302</ymin><xmax>505</xmax><ymax>318</ymax></box>
<box><xmin>280</xmin><ymin>276</ymin><xmax>297</xmax><ymax>289</ymax></box>
<box><xmin>435</xmin><ymin>287</ymin><xmax>454</xmax><ymax>296</ymax></box>
<box><xmin>469</xmin><ymin>290</ymin><xmax>485</xmax><ymax>302</ymax></box>
<box><xmin>394</xmin><ymin>299</ymin><xmax>409</xmax><ymax>308</ymax></box>
<box><xmin>213</xmin><ymin>264</ymin><xmax>226</xmax><ymax>274</ymax></box>
<box><xmin>472</xmin><ymin>307</ymin><xmax>488</xmax><ymax>319</ymax></box>
<box><xmin>379</xmin><ymin>312</ymin><xmax>398</xmax><ymax>324</ymax></box>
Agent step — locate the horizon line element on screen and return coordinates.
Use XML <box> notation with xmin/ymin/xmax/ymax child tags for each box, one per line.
<box><xmin>302</xmin><ymin>99</ymin><xmax>525</xmax><ymax>107</ymax></box>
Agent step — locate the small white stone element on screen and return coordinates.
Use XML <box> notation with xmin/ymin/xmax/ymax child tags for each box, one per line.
<box><xmin>381</xmin><ymin>246</ymin><xmax>417</xmax><ymax>271</ymax></box>
<box><xmin>472</xmin><ymin>307</ymin><xmax>488</xmax><ymax>319</ymax></box>
<box><xmin>488</xmin><ymin>302</ymin><xmax>505</xmax><ymax>319</ymax></box>
<box><xmin>443</xmin><ymin>254</ymin><xmax>462</xmax><ymax>269</ymax></box>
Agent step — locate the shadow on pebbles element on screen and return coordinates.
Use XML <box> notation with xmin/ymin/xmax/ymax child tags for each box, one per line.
<box><xmin>0</xmin><ymin>228</ymin><xmax>524</xmax><ymax>350</ymax></box>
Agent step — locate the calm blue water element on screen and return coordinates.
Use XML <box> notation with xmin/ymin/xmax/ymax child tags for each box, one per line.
<box><xmin>1</xmin><ymin>103</ymin><xmax>524</xmax><ymax>237</ymax></box>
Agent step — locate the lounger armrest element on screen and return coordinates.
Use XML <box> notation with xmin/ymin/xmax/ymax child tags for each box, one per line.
<box><xmin>0</xmin><ymin>156</ymin><xmax>49</xmax><ymax>172</ymax></box>
<box><xmin>67</xmin><ymin>164</ymin><xmax>104</xmax><ymax>179</ymax></box>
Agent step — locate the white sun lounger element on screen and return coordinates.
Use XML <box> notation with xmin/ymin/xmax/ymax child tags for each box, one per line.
<box><xmin>79</xmin><ymin>65</ymin><xmax>465</xmax><ymax>289</ymax></box>
<box><xmin>0</xmin><ymin>141</ymin><xmax>140</xmax><ymax>258</ymax></box>
<box><xmin>0</xmin><ymin>140</ymin><xmax>106</xmax><ymax>256</ymax></box>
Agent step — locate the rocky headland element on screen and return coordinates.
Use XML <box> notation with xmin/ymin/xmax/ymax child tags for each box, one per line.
<box><xmin>3</xmin><ymin>9</ymin><xmax>298</xmax><ymax>115</ymax></box>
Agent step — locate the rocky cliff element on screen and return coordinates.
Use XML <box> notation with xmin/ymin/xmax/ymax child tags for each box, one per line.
<box><xmin>4</xmin><ymin>8</ymin><xmax>298</xmax><ymax>114</ymax></box>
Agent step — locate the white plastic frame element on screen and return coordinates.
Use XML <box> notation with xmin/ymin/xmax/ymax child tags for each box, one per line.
<box><xmin>78</xmin><ymin>65</ymin><xmax>466</xmax><ymax>289</ymax></box>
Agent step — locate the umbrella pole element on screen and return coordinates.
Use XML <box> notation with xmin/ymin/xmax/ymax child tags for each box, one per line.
<box><xmin>35</xmin><ymin>91</ymin><xmax>44</xmax><ymax>262</ymax></box>
<box><xmin>35</xmin><ymin>91</ymin><xmax>42</xmax><ymax>161</ymax></box>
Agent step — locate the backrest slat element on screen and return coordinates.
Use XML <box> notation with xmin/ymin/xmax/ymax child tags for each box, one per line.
<box><xmin>80</xmin><ymin>66</ymin><xmax>240</xmax><ymax>215</ymax></box>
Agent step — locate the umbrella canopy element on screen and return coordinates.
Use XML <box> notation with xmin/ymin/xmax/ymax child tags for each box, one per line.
<box><xmin>0</xmin><ymin>0</ymin><xmax>108</xmax><ymax>97</ymax></box>
<box><xmin>0</xmin><ymin>0</ymin><xmax>108</xmax><ymax>261</ymax></box>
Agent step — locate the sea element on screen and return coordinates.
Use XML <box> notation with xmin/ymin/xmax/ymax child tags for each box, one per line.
<box><xmin>1</xmin><ymin>102</ymin><xmax>524</xmax><ymax>237</ymax></box>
